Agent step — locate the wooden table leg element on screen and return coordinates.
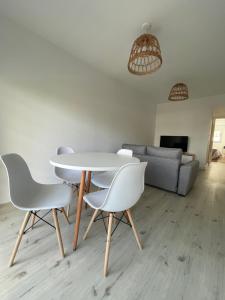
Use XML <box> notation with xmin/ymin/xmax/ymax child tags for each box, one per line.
<box><xmin>73</xmin><ymin>170</ymin><xmax>86</xmax><ymax>250</ymax></box>
<box><xmin>85</xmin><ymin>171</ymin><xmax>92</xmax><ymax>209</ymax></box>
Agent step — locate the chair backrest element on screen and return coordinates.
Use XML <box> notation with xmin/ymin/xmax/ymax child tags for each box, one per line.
<box><xmin>101</xmin><ymin>162</ymin><xmax>147</xmax><ymax>212</ymax></box>
<box><xmin>117</xmin><ymin>148</ymin><xmax>133</xmax><ymax>157</ymax></box>
<box><xmin>55</xmin><ymin>146</ymin><xmax>76</xmax><ymax>181</ymax></box>
<box><xmin>57</xmin><ymin>146</ymin><xmax>74</xmax><ymax>155</ymax></box>
<box><xmin>1</xmin><ymin>154</ymin><xmax>37</xmax><ymax>207</ymax></box>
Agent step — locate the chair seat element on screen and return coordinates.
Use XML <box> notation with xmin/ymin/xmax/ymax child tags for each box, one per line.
<box><xmin>91</xmin><ymin>171</ymin><xmax>116</xmax><ymax>189</ymax></box>
<box><xmin>84</xmin><ymin>189</ymin><xmax>108</xmax><ymax>209</ymax></box>
<box><xmin>14</xmin><ymin>184</ymin><xmax>73</xmax><ymax>211</ymax></box>
<box><xmin>56</xmin><ymin>170</ymin><xmax>82</xmax><ymax>185</ymax></box>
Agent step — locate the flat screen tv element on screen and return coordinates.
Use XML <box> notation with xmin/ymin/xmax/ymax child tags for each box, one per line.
<box><xmin>160</xmin><ymin>136</ymin><xmax>188</xmax><ymax>152</ymax></box>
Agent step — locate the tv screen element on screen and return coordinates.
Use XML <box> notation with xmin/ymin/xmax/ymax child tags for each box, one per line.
<box><xmin>160</xmin><ymin>136</ymin><xmax>188</xmax><ymax>152</ymax></box>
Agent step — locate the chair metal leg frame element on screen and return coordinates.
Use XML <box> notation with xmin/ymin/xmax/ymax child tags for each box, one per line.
<box><xmin>26</xmin><ymin>208</ymin><xmax>69</xmax><ymax>232</ymax></box>
<box><xmin>84</xmin><ymin>210</ymin><xmax>131</xmax><ymax>239</ymax></box>
<box><xmin>104</xmin><ymin>210</ymin><xmax>142</xmax><ymax>276</ymax></box>
<box><xmin>112</xmin><ymin>212</ymin><xmax>131</xmax><ymax>227</ymax></box>
<box><xmin>24</xmin><ymin>210</ymin><xmax>55</xmax><ymax>233</ymax></box>
<box><xmin>83</xmin><ymin>210</ymin><xmax>112</xmax><ymax>240</ymax></box>
<box><xmin>94</xmin><ymin>211</ymin><xmax>109</xmax><ymax>233</ymax></box>
<box><xmin>110</xmin><ymin>212</ymin><xmax>130</xmax><ymax>236</ymax></box>
<box><xmin>9</xmin><ymin>208</ymin><xmax>66</xmax><ymax>267</ymax></box>
<box><xmin>83</xmin><ymin>209</ymin><xmax>143</xmax><ymax>277</ymax></box>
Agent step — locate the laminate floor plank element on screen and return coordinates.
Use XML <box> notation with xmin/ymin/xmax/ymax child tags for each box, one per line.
<box><xmin>0</xmin><ymin>163</ymin><xmax>225</xmax><ymax>300</ymax></box>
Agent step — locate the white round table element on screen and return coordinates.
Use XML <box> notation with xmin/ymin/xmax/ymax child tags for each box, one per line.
<box><xmin>50</xmin><ymin>152</ymin><xmax>139</xmax><ymax>171</ymax></box>
<box><xmin>50</xmin><ymin>152</ymin><xmax>139</xmax><ymax>250</ymax></box>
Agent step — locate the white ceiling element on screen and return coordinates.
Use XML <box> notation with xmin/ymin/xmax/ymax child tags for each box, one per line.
<box><xmin>1</xmin><ymin>0</ymin><xmax>225</xmax><ymax>103</ymax></box>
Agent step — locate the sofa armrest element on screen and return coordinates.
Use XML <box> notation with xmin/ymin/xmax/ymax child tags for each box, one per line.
<box><xmin>178</xmin><ymin>160</ymin><xmax>200</xmax><ymax>196</ymax></box>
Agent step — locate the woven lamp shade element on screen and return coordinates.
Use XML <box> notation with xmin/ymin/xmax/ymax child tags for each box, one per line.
<box><xmin>128</xmin><ymin>33</ymin><xmax>162</xmax><ymax>75</ymax></box>
<box><xmin>168</xmin><ymin>83</ymin><xmax>189</xmax><ymax>101</ymax></box>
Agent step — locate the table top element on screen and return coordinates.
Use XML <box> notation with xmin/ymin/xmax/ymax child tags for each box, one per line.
<box><xmin>50</xmin><ymin>152</ymin><xmax>139</xmax><ymax>171</ymax></box>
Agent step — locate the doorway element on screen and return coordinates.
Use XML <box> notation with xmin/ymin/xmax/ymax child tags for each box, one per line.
<box><xmin>209</xmin><ymin>118</ymin><xmax>225</xmax><ymax>164</ymax></box>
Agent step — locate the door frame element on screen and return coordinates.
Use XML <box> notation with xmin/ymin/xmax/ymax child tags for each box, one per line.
<box><xmin>207</xmin><ymin>116</ymin><xmax>225</xmax><ymax>165</ymax></box>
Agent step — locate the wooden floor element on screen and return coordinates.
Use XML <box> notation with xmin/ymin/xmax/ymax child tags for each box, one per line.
<box><xmin>0</xmin><ymin>163</ymin><xmax>225</xmax><ymax>300</ymax></box>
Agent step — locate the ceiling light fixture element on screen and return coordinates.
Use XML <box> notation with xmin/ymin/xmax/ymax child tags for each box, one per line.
<box><xmin>168</xmin><ymin>83</ymin><xmax>189</xmax><ymax>101</ymax></box>
<box><xmin>128</xmin><ymin>23</ymin><xmax>162</xmax><ymax>75</ymax></box>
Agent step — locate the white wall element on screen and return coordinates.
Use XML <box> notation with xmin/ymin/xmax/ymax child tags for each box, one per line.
<box><xmin>154</xmin><ymin>94</ymin><xmax>225</xmax><ymax>168</ymax></box>
<box><xmin>0</xmin><ymin>17</ymin><xmax>156</xmax><ymax>204</ymax></box>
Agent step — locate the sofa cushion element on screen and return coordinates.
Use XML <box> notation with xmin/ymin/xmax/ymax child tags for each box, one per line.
<box><xmin>122</xmin><ymin>144</ymin><xmax>146</xmax><ymax>155</ymax></box>
<box><xmin>147</xmin><ymin>146</ymin><xmax>182</xmax><ymax>160</ymax></box>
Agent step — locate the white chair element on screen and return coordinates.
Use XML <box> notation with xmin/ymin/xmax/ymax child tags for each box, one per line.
<box><xmin>83</xmin><ymin>161</ymin><xmax>147</xmax><ymax>276</ymax></box>
<box><xmin>1</xmin><ymin>153</ymin><xmax>72</xmax><ymax>267</ymax></box>
<box><xmin>55</xmin><ymin>146</ymin><xmax>82</xmax><ymax>186</ymax></box>
<box><xmin>91</xmin><ymin>148</ymin><xmax>133</xmax><ymax>189</ymax></box>
<box><xmin>55</xmin><ymin>146</ymin><xmax>83</xmax><ymax>216</ymax></box>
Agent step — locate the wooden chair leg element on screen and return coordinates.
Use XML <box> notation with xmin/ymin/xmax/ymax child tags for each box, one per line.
<box><xmin>66</xmin><ymin>204</ymin><xmax>70</xmax><ymax>218</ymax></box>
<box><xmin>104</xmin><ymin>213</ymin><xmax>113</xmax><ymax>277</ymax></box>
<box><xmin>61</xmin><ymin>207</ymin><xmax>70</xmax><ymax>224</ymax></box>
<box><xmin>126</xmin><ymin>209</ymin><xmax>143</xmax><ymax>250</ymax></box>
<box><xmin>124</xmin><ymin>211</ymin><xmax>131</xmax><ymax>225</ymax></box>
<box><xmin>31</xmin><ymin>212</ymin><xmax>36</xmax><ymax>229</ymax></box>
<box><xmin>52</xmin><ymin>209</ymin><xmax>65</xmax><ymax>258</ymax></box>
<box><xmin>83</xmin><ymin>209</ymin><xmax>99</xmax><ymax>240</ymax></box>
<box><xmin>9</xmin><ymin>211</ymin><xmax>31</xmax><ymax>267</ymax></box>
<box><xmin>113</xmin><ymin>213</ymin><xmax>117</xmax><ymax>225</ymax></box>
<box><xmin>76</xmin><ymin>188</ymin><xmax>79</xmax><ymax>198</ymax></box>
<box><xmin>86</xmin><ymin>171</ymin><xmax>92</xmax><ymax>192</ymax></box>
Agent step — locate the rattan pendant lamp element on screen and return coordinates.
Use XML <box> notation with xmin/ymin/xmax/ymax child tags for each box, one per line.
<box><xmin>128</xmin><ymin>23</ymin><xmax>162</xmax><ymax>75</ymax></box>
<box><xmin>168</xmin><ymin>83</ymin><xmax>189</xmax><ymax>101</ymax></box>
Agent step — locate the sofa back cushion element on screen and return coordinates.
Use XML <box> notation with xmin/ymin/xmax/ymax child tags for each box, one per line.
<box><xmin>122</xmin><ymin>144</ymin><xmax>146</xmax><ymax>155</ymax></box>
<box><xmin>147</xmin><ymin>146</ymin><xmax>182</xmax><ymax>160</ymax></box>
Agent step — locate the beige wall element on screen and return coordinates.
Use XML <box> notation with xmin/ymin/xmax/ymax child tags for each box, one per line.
<box><xmin>0</xmin><ymin>17</ymin><xmax>156</xmax><ymax>204</ymax></box>
<box><xmin>154</xmin><ymin>94</ymin><xmax>225</xmax><ymax>168</ymax></box>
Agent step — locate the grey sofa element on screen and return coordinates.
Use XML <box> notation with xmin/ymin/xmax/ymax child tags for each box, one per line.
<box><xmin>122</xmin><ymin>144</ymin><xmax>199</xmax><ymax>196</ymax></box>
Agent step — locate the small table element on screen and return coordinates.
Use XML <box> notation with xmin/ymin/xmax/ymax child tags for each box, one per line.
<box><xmin>50</xmin><ymin>152</ymin><xmax>139</xmax><ymax>250</ymax></box>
